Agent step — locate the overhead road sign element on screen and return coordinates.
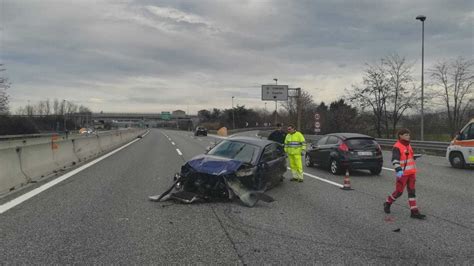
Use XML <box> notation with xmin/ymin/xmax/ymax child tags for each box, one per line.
<box><xmin>161</xmin><ymin>112</ymin><xmax>171</xmax><ymax>120</ymax></box>
<box><xmin>261</xmin><ymin>85</ymin><xmax>288</xmax><ymax>101</ymax></box>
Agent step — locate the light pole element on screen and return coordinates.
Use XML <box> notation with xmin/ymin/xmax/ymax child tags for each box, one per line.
<box><xmin>63</xmin><ymin>99</ymin><xmax>67</xmax><ymax>131</ymax></box>
<box><xmin>416</xmin><ymin>15</ymin><xmax>426</xmax><ymax>141</ymax></box>
<box><xmin>296</xmin><ymin>88</ymin><xmax>302</xmax><ymax>131</ymax></box>
<box><xmin>273</xmin><ymin>78</ymin><xmax>278</xmax><ymax>125</ymax></box>
<box><xmin>232</xmin><ymin>96</ymin><xmax>235</xmax><ymax>129</ymax></box>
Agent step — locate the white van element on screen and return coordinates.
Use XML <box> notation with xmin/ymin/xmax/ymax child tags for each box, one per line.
<box><xmin>446</xmin><ymin>118</ymin><xmax>474</xmax><ymax>168</ymax></box>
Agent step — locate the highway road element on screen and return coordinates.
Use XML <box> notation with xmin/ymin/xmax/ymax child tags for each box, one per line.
<box><xmin>1</xmin><ymin>129</ymin><xmax>473</xmax><ymax>264</ymax></box>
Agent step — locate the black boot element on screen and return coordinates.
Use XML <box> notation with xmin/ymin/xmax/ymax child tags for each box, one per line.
<box><xmin>383</xmin><ymin>202</ymin><xmax>391</xmax><ymax>214</ymax></box>
<box><xmin>410</xmin><ymin>211</ymin><xmax>426</xmax><ymax>220</ymax></box>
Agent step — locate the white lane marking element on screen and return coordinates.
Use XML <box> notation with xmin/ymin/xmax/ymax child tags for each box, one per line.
<box><xmin>198</xmin><ymin>139</ymin><xmax>203</xmax><ymax>141</ymax></box>
<box><xmin>171</xmin><ymin>142</ymin><xmax>175</xmax><ymax>146</ymax></box>
<box><xmin>142</xmin><ymin>131</ymin><xmax>150</xmax><ymax>137</ymax></box>
<box><xmin>290</xmin><ymin>167</ymin><xmax>343</xmax><ymax>188</ymax></box>
<box><xmin>383</xmin><ymin>167</ymin><xmax>394</xmax><ymax>172</ymax></box>
<box><xmin>176</xmin><ymin>149</ymin><xmax>183</xmax><ymax>156</ymax></box>
<box><xmin>0</xmin><ymin>136</ymin><xmax>143</xmax><ymax>215</ymax></box>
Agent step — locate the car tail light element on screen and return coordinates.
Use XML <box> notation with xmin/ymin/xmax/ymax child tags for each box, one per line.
<box><xmin>338</xmin><ymin>142</ymin><xmax>349</xmax><ymax>152</ymax></box>
<box><xmin>376</xmin><ymin>144</ymin><xmax>382</xmax><ymax>154</ymax></box>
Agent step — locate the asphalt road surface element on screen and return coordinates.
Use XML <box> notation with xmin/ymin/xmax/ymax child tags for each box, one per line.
<box><xmin>1</xmin><ymin>129</ymin><xmax>473</xmax><ymax>264</ymax></box>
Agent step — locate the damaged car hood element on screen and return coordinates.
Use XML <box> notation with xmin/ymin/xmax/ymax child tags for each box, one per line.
<box><xmin>186</xmin><ymin>154</ymin><xmax>243</xmax><ymax>175</ymax></box>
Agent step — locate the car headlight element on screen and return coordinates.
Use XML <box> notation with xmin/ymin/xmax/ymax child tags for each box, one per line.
<box><xmin>235</xmin><ymin>167</ymin><xmax>256</xmax><ymax>177</ymax></box>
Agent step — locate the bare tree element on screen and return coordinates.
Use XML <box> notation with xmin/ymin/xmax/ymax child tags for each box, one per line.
<box><xmin>0</xmin><ymin>64</ymin><xmax>10</xmax><ymax>115</ymax></box>
<box><xmin>45</xmin><ymin>99</ymin><xmax>51</xmax><ymax>116</ymax></box>
<box><xmin>281</xmin><ymin>89</ymin><xmax>316</xmax><ymax>131</ymax></box>
<box><xmin>347</xmin><ymin>62</ymin><xmax>388</xmax><ymax>137</ymax></box>
<box><xmin>53</xmin><ymin>99</ymin><xmax>59</xmax><ymax>115</ymax></box>
<box><xmin>347</xmin><ymin>54</ymin><xmax>415</xmax><ymax>138</ymax></box>
<box><xmin>383</xmin><ymin>54</ymin><xmax>416</xmax><ymax>137</ymax></box>
<box><xmin>430</xmin><ymin>57</ymin><xmax>474</xmax><ymax>136</ymax></box>
<box><xmin>37</xmin><ymin>101</ymin><xmax>46</xmax><ymax>117</ymax></box>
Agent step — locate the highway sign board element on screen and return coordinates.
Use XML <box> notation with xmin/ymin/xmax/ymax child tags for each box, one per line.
<box><xmin>261</xmin><ymin>85</ymin><xmax>289</xmax><ymax>101</ymax></box>
<box><xmin>161</xmin><ymin>112</ymin><xmax>171</xmax><ymax>120</ymax></box>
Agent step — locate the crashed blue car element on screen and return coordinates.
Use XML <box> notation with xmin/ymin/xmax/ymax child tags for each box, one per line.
<box><xmin>149</xmin><ymin>137</ymin><xmax>287</xmax><ymax>207</ymax></box>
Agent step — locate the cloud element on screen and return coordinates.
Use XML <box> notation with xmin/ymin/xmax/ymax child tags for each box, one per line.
<box><xmin>1</xmin><ymin>0</ymin><xmax>472</xmax><ymax>114</ymax></box>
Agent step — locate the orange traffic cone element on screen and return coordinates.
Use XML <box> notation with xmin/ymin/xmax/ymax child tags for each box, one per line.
<box><xmin>340</xmin><ymin>169</ymin><xmax>353</xmax><ymax>190</ymax></box>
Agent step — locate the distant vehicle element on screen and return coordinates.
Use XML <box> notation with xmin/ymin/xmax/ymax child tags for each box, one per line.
<box><xmin>194</xmin><ymin>126</ymin><xmax>208</xmax><ymax>136</ymax></box>
<box><xmin>446</xmin><ymin>118</ymin><xmax>474</xmax><ymax>168</ymax></box>
<box><xmin>79</xmin><ymin>128</ymin><xmax>94</xmax><ymax>135</ymax></box>
<box><xmin>149</xmin><ymin>137</ymin><xmax>286</xmax><ymax>207</ymax></box>
<box><xmin>305</xmin><ymin>133</ymin><xmax>383</xmax><ymax>175</ymax></box>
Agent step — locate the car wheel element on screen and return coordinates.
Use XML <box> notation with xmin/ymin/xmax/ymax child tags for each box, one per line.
<box><xmin>305</xmin><ymin>155</ymin><xmax>313</xmax><ymax>167</ymax></box>
<box><xmin>449</xmin><ymin>152</ymin><xmax>465</xmax><ymax>169</ymax></box>
<box><xmin>370</xmin><ymin>167</ymin><xmax>382</xmax><ymax>175</ymax></box>
<box><xmin>329</xmin><ymin>159</ymin><xmax>341</xmax><ymax>175</ymax></box>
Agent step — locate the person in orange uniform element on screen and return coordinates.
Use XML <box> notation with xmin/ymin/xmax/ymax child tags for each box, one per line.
<box><xmin>383</xmin><ymin>128</ymin><xmax>426</xmax><ymax>219</ymax></box>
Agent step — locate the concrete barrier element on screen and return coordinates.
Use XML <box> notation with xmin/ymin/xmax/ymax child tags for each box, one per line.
<box><xmin>18</xmin><ymin>142</ymin><xmax>57</xmax><ymax>183</ymax></box>
<box><xmin>0</xmin><ymin>147</ymin><xmax>28</xmax><ymax>194</ymax></box>
<box><xmin>0</xmin><ymin>129</ymin><xmax>146</xmax><ymax>196</ymax></box>
<box><xmin>73</xmin><ymin>136</ymin><xmax>100</xmax><ymax>162</ymax></box>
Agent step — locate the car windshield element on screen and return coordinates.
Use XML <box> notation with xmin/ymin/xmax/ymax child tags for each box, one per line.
<box><xmin>346</xmin><ymin>138</ymin><xmax>377</xmax><ymax>150</ymax></box>
<box><xmin>208</xmin><ymin>140</ymin><xmax>259</xmax><ymax>163</ymax></box>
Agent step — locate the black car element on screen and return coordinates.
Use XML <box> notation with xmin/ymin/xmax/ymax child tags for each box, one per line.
<box><xmin>194</xmin><ymin>126</ymin><xmax>208</xmax><ymax>136</ymax></box>
<box><xmin>149</xmin><ymin>137</ymin><xmax>287</xmax><ymax>207</ymax></box>
<box><xmin>305</xmin><ymin>133</ymin><xmax>383</xmax><ymax>175</ymax></box>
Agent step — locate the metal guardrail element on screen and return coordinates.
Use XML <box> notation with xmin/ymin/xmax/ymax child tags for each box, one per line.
<box><xmin>375</xmin><ymin>139</ymin><xmax>450</xmax><ymax>151</ymax></box>
<box><xmin>0</xmin><ymin>133</ymin><xmax>61</xmax><ymax>140</ymax></box>
<box><xmin>257</xmin><ymin>130</ymin><xmax>450</xmax><ymax>152</ymax></box>
<box><xmin>0</xmin><ymin>128</ymin><xmax>141</xmax><ymax>142</ymax></box>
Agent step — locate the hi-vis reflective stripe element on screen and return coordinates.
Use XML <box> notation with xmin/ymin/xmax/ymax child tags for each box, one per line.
<box><xmin>286</xmin><ymin>142</ymin><xmax>304</xmax><ymax>147</ymax></box>
<box><xmin>408</xmin><ymin>198</ymin><xmax>416</xmax><ymax>201</ymax></box>
<box><xmin>404</xmin><ymin>165</ymin><xmax>416</xmax><ymax>170</ymax></box>
<box><xmin>400</xmin><ymin>159</ymin><xmax>415</xmax><ymax>165</ymax></box>
<box><xmin>410</xmin><ymin>206</ymin><xmax>418</xmax><ymax>210</ymax></box>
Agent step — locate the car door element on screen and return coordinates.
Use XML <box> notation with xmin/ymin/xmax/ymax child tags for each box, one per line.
<box><xmin>259</xmin><ymin>143</ymin><xmax>285</xmax><ymax>187</ymax></box>
<box><xmin>311</xmin><ymin>136</ymin><xmax>328</xmax><ymax>165</ymax></box>
<box><xmin>321</xmin><ymin>136</ymin><xmax>341</xmax><ymax>167</ymax></box>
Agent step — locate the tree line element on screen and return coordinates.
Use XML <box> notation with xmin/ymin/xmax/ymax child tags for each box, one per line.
<box><xmin>0</xmin><ymin>98</ymin><xmax>93</xmax><ymax>135</ymax></box>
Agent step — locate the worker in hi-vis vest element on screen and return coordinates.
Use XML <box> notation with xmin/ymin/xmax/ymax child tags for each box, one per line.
<box><xmin>384</xmin><ymin>128</ymin><xmax>426</xmax><ymax>220</ymax></box>
<box><xmin>284</xmin><ymin>124</ymin><xmax>306</xmax><ymax>182</ymax></box>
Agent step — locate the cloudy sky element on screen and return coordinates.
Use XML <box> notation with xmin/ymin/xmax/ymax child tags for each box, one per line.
<box><xmin>1</xmin><ymin>0</ymin><xmax>472</xmax><ymax>114</ymax></box>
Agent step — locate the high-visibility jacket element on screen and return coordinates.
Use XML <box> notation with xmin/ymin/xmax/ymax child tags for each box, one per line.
<box><xmin>393</xmin><ymin>140</ymin><xmax>417</xmax><ymax>175</ymax></box>
<box><xmin>284</xmin><ymin>131</ymin><xmax>306</xmax><ymax>155</ymax></box>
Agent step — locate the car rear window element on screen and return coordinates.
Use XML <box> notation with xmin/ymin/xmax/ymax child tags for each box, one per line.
<box><xmin>346</xmin><ymin>138</ymin><xmax>377</xmax><ymax>149</ymax></box>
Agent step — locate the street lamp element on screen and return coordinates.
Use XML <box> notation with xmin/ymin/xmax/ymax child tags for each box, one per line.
<box><xmin>273</xmin><ymin>78</ymin><xmax>278</xmax><ymax>125</ymax></box>
<box><xmin>63</xmin><ymin>99</ymin><xmax>67</xmax><ymax>131</ymax></box>
<box><xmin>416</xmin><ymin>15</ymin><xmax>426</xmax><ymax>141</ymax></box>
<box><xmin>232</xmin><ymin>96</ymin><xmax>235</xmax><ymax>129</ymax></box>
